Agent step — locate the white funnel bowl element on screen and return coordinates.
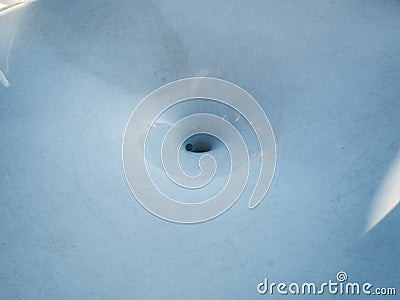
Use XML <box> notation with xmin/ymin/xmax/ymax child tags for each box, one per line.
<box><xmin>123</xmin><ymin>77</ymin><xmax>276</xmax><ymax>223</ymax></box>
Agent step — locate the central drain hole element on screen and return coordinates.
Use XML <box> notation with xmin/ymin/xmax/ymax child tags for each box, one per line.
<box><xmin>184</xmin><ymin>134</ymin><xmax>215</xmax><ymax>153</ymax></box>
<box><xmin>185</xmin><ymin>142</ymin><xmax>212</xmax><ymax>153</ymax></box>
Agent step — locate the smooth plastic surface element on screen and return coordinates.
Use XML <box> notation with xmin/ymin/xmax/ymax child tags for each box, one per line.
<box><xmin>0</xmin><ymin>1</ymin><xmax>399</xmax><ymax>299</ymax></box>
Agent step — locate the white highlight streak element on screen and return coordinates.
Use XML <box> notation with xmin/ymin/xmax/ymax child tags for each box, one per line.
<box><xmin>366</xmin><ymin>151</ymin><xmax>400</xmax><ymax>233</ymax></box>
<box><xmin>0</xmin><ymin>2</ymin><xmax>25</xmax><ymax>16</ymax></box>
<box><xmin>0</xmin><ymin>69</ymin><xmax>9</xmax><ymax>88</ymax></box>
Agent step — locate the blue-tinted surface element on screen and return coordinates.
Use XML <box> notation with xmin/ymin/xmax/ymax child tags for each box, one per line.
<box><xmin>0</xmin><ymin>0</ymin><xmax>399</xmax><ymax>299</ymax></box>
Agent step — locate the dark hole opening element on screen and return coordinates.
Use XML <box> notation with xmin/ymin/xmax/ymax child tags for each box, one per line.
<box><xmin>184</xmin><ymin>133</ymin><xmax>215</xmax><ymax>153</ymax></box>
<box><xmin>185</xmin><ymin>142</ymin><xmax>212</xmax><ymax>153</ymax></box>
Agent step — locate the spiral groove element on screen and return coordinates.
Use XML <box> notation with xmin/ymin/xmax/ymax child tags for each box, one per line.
<box><xmin>123</xmin><ymin>77</ymin><xmax>276</xmax><ymax>223</ymax></box>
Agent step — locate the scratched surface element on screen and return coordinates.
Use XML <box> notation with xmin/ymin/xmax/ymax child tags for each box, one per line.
<box><xmin>0</xmin><ymin>0</ymin><xmax>399</xmax><ymax>299</ymax></box>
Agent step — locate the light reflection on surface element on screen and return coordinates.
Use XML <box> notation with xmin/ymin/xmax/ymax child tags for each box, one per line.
<box><xmin>366</xmin><ymin>151</ymin><xmax>400</xmax><ymax>233</ymax></box>
<box><xmin>0</xmin><ymin>1</ymin><xmax>25</xmax><ymax>16</ymax></box>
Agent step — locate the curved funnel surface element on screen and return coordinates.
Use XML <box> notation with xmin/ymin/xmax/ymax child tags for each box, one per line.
<box><xmin>123</xmin><ymin>77</ymin><xmax>276</xmax><ymax>223</ymax></box>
